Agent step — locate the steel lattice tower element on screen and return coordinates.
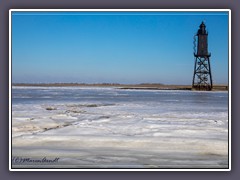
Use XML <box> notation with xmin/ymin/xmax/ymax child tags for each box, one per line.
<box><xmin>192</xmin><ymin>22</ymin><xmax>213</xmax><ymax>91</ymax></box>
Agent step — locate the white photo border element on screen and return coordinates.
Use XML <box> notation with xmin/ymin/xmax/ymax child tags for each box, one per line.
<box><xmin>9</xmin><ymin>9</ymin><xmax>231</xmax><ymax>171</ymax></box>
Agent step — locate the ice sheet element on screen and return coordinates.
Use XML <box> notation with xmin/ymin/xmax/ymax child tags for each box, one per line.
<box><xmin>11</xmin><ymin>86</ymin><xmax>228</xmax><ymax>168</ymax></box>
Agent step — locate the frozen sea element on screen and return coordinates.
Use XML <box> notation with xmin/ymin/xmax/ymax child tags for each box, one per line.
<box><xmin>11</xmin><ymin>86</ymin><xmax>229</xmax><ymax>169</ymax></box>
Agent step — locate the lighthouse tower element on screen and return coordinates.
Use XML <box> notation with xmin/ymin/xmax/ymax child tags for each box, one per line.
<box><xmin>192</xmin><ymin>22</ymin><xmax>213</xmax><ymax>91</ymax></box>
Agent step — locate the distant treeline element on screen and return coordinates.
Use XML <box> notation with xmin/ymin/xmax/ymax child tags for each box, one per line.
<box><xmin>12</xmin><ymin>83</ymin><xmax>164</xmax><ymax>87</ymax></box>
<box><xmin>12</xmin><ymin>83</ymin><xmax>228</xmax><ymax>91</ymax></box>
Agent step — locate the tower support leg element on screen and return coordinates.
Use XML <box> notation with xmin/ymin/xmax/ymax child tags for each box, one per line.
<box><xmin>192</xmin><ymin>56</ymin><xmax>212</xmax><ymax>91</ymax></box>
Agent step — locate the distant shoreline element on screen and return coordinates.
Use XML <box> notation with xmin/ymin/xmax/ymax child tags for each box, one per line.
<box><xmin>12</xmin><ymin>83</ymin><xmax>228</xmax><ymax>91</ymax></box>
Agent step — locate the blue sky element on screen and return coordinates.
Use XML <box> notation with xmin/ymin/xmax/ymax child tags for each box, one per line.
<box><xmin>12</xmin><ymin>11</ymin><xmax>229</xmax><ymax>85</ymax></box>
